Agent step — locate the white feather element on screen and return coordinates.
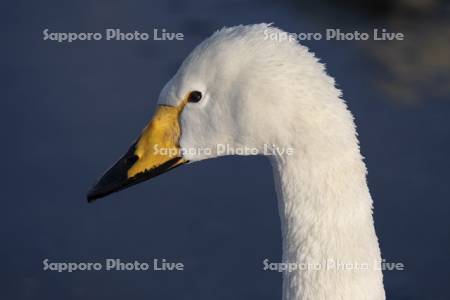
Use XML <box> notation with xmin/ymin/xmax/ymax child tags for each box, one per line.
<box><xmin>159</xmin><ymin>24</ymin><xmax>385</xmax><ymax>300</ymax></box>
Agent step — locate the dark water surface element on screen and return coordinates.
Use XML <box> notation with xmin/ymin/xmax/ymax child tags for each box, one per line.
<box><xmin>2</xmin><ymin>0</ymin><xmax>450</xmax><ymax>299</ymax></box>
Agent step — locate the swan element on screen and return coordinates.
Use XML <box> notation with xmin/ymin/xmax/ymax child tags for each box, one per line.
<box><xmin>87</xmin><ymin>24</ymin><xmax>385</xmax><ymax>300</ymax></box>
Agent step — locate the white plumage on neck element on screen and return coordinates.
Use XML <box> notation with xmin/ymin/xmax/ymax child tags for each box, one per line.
<box><xmin>159</xmin><ymin>23</ymin><xmax>385</xmax><ymax>300</ymax></box>
<box><xmin>271</xmin><ymin>139</ymin><xmax>384</xmax><ymax>299</ymax></box>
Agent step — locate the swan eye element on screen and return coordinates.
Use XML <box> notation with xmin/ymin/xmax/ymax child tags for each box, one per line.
<box><xmin>187</xmin><ymin>91</ymin><xmax>202</xmax><ymax>103</ymax></box>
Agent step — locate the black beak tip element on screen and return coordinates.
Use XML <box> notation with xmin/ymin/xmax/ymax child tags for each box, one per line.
<box><xmin>86</xmin><ymin>180</ymin><xmax>121</xmax><ymax>203</ymax></box>
<box><xmin>86</xmin><ymin>143</ymin><xmax>140</xmax><ymax>203</ymax></box>
<box><xmin>86</xmin><ymin>187</ymin><xmax>102</xmax><ymax>203</ymax></box>
<box><xmin>86</xmin><ymin>192</ymin><xmax>97</xmax><ymax>203</ymax></box>
<box><xmin>85</xmin><ymin>156</ymin><xmax>188</xmax><ymax>204</ymax></box>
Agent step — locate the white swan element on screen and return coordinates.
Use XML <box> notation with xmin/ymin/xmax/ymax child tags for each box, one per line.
<box><xmin>87</xmin><ymin>24</ymin><xmax>385</xmax><ymax>300</ymax></box>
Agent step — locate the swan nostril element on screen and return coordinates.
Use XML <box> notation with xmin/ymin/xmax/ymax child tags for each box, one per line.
<box><xmin>125</xmin><ymin>154</ymin><xmax>139</xmax><ymax>167</ymax></box>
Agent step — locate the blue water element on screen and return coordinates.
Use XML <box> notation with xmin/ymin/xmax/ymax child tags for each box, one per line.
<box><xmin>2</xmin><ymin>0</ymin><xmax>450</xmax><ymax>299</ymax></box>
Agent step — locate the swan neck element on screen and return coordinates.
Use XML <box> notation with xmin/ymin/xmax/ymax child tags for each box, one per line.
<box><xmin>271</xmin><ymin>153</ymin><xmax>385</xmax><ymax>300</ymax></box>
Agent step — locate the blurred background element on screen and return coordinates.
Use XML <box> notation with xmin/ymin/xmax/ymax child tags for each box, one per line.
<box><xmin>2</xmin><ymin>0</ymin><xmax>450</xmax><ymax>299</ymax></box>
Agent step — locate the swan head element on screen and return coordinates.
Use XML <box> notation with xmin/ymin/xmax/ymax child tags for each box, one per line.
<box><xmin>87</xmin><ymin>24</ymin><xmax>356</xmax><ymax>202</ymax></box>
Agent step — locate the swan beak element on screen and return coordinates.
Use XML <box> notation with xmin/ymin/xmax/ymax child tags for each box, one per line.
<box><xmin>86</xmin><ymin>104</ymin><xmax>188</xmax><ymax>202</ymax></box>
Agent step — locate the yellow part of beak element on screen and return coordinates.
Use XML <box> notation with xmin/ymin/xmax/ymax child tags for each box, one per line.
<box><xmin>86</xmin><ymin>99</ymin><xmax>189</xmax><ymax>202</ymax></box>
<box><xmin>128</xmin><ymin>103</ymin><xmax>187</xmax><ymax>178</ymax></box>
